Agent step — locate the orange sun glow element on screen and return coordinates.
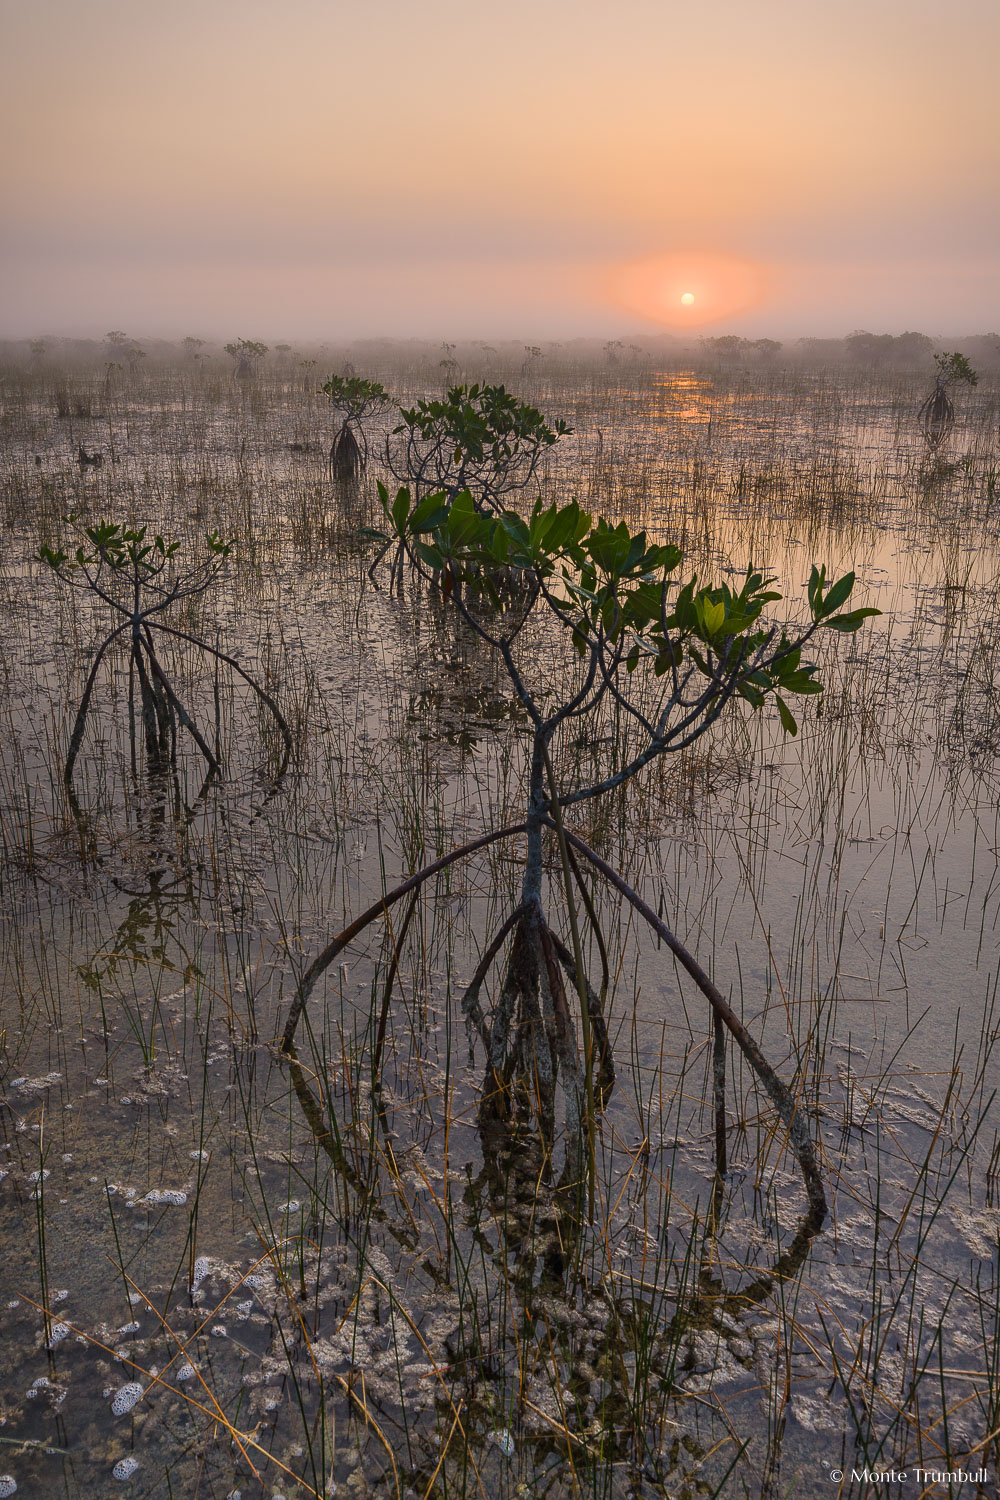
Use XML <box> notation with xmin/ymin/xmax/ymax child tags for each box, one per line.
<box><xmin>607</xmin><ymin>252</ymin><xmax>768</xmax><ymax>329</ymax></box>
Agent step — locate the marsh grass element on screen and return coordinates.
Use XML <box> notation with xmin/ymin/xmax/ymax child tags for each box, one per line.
<box><xmin>0</xmin><ymin>346</ymin><xmax>997</xmax><ymax>1496</ymax></box>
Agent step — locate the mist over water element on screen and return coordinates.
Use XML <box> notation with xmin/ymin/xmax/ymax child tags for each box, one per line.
<box><xmin>1</xmin><ymin>0</ymin><xmax>997</xmax><ymax>340</ymax></box>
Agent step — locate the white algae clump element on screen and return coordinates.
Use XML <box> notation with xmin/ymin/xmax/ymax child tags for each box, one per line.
<box><xmin>0</xmin><ymin>1476</ymin><xmax>16</xmax><ymax>1496</ymax></box>
<box><xmin>112</xmin><ymin>1457</ymin><xmax>139</xmax><ymax>1480</ymax></box>
<box><xmin>111</xmin><ymin>1382</ymin><xmax>144</xmax><ymax>1416</ymax></box>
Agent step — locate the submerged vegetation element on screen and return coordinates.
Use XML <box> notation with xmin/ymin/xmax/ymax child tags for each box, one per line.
<box><xmin>0</xmin><ymin>339</ymin><xmax>998</xmax><ymax>1498</ymax></box>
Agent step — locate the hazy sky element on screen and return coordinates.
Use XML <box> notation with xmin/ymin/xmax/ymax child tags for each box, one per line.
<box><xmin>1</xmin><ymin>0</ymin><xmax>997</xmax><ymax>340</ymax></box>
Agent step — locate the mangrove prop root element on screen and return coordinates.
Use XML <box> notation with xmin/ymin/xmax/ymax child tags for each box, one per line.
<box><xmin>536</xmin><ymin>912</ymin><xmax>585</xmax><ymax>1184</ymax></box>
<box><xmin>548</xmin><ymin>929</ymin><xmax>615</xmax><ymax>1103</ymax></box>
<box><xmin>481</xmin><ymin>922</ymin><xmax>532</xmax><ymax>1118</ymax></box>
<box><xmin>148</xmin><ymin>621</ymin><xmax>293</xmax><ymax>777</ymax></box>
<box><xmin>459</xmin><ymin>902</ymin><xmax>526</xmax><ymax>1057</ymax></box>
<box><xmin>64</xmin><ymin>620</ymin><xmax>291</xmax><ymax>806</ymax></box>
<box><xmin>476</xmin><ymin>902</ymin><xmax>596</xmax><ymax>1182</ymax></box>
<box><xmin>329</xmin><ymin>423</ymin><xmax>364</xmax><ymax>482</ymax></box>
<box><xmin>281</xmin><ymin>815</ymin><xmax>823</xmax><ymax>1219</ymax></box>
<box><xmin>285</xmin><ymin>1047</ymin><xmax>367</xmax><ymax>1202</ymax></box>
<box><xmin>133</xmin><ymin>640</ymin><xmax>167</xmax><ymax>772</ymax></box>
<box><xmin>520</xmin><ymin>911</ymin><xmax>557</xmax><ymax>1145</ymax></box>
<box><xmin>371</xmin><ymin>889</ymin><xmax>419</xmax><ymax>1078</ymax></box>
<box><xmin>551</xmin><ymin>821</ymin><xmax>826</xmax><ymax>1223</ymax></box>
<box><xmin>64</xmin><ymin>621</ymin><xmax>131</xmax><ymax>787</ymax></box>
<box><xmin>918</xmin><ymin>383</ymin><xmax>955</xmax><ymax>451</ymax></box>
<box><xmin>145</xmin><ymin>646</ymin><xmax>221</xmax><ymax>776</ymax></box>
<box><xmin>279</xmin><ymin>823</ymin><xmax>529</xmax><ymax>1051</ymax></box>
<box><xmin>565</xmin><ymin>844</ymin><xmax>611</xmax><ymax>1002</ymax></box>
<box><xmin>483</xmin><ymin>909</ymin><xmax>554</xmax><ymax>1129</ymax></box>
<box><xmin>542</xmin><ymin>741</ymin><xmax>598</xmax><ymax>1210</ymax></box>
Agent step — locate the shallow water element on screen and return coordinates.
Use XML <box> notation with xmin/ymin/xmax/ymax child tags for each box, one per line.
<box><xmin>0</xmin><ymin>355</ymin><xmax>998</xmax><ymax>1497</ymax></box>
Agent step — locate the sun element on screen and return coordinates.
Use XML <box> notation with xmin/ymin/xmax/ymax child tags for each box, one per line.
<box><xmin>606</xmin><ymin>252</ymin><xmax>768</xmax><ymax>329</ymax></box>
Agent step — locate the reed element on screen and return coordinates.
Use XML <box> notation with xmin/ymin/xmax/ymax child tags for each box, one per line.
<box><xmin>0</xmin><ymin>342</ymin><xmax>996</xmax><ymax>1496</ymax></box>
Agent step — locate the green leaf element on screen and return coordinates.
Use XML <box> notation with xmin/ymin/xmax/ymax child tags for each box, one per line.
<box><xmin>737</xmin><ymin>680</ymin><xmax>765</xmax><ymax>708</ymax></box>
<box><xmin>818</xmin><ymin>571</ymin><xmax>855</xmax><ymax>617</ymax></box>
<box><xmin>390</xmin><ymin>488</ymin><xmax>411</xmax><ymax>533</ymax></box>
<box><xmin>822</xmin><ymin>607</ymin><xmax>882</xmax><ymax>632</ymax></box>
<box><xmin>775</xmin><ymin>695</ymin><xmax>798</xmax><ymax>736</ymax></box>
<box><xmin>489</xmin><ymin>528</ymin><xmax>512</xmax><ymax>565</ymax></box>
<box><xmin>779</xmin><ymin>673</ymin><xmax>823</xmax><ymax>695</ymax></box>
<box><xmin>543</xmin><ymin>503</ymin><xmax>585</xmax><ymax>553</ymax></box>
<box><xmin>653</xmin><ymin>639</ymin><xmax>680</xmax><ymax>676</ymax></box>
<box><xmin>807</xmin><ymin>564</ymin><xmax>825</xmax><ymax>614</ymax></box>
<box><xmin>409</xmin><ymin>493</ymin><xmax>450</xmax><ymax>533</ymax></box>
<box><xmin>700</xmin><ymin>598</ymin><xmax>726</xmax><ymax>635</ymax></box>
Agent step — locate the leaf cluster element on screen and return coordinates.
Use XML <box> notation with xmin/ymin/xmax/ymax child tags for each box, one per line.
<box><xmin>39</xmin><ymin>519</ymin><xmax>229</xmax><ymax>578</ymax></box>
<box><xmin>396</xmin><ymin>384</ymin><xmax>570</xmax><ymax>463</ymax></box>
<box><xmin>933</xmin><ymin>351</ymin><xmax>978</xmax><ymax>388</ymax></box>
<box><xmin>37</xmin><ymin>518</ymin><xmax>233</xmax><ymax>615</ymax></box>
<box><xmin>389</xmin><ymin>384</ymin><xmax>572</xmax><ymax>510</ymax></box>
<box><xmin>380</xmin><ymin>486</ymin><xmax>880</xmax><ymax>738</ymax></box>
<box><xmin>320</xmin><ymin>375</ymin><xmax>393</xmax><ymax>423</ymax></box>
<box><xmin>224</xmin><ymin>339</ymin><xmax>269</xmax><ymax>362</ymax></box>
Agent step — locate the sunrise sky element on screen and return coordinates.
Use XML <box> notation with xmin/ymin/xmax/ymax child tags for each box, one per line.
<box><xmin>1</xmin><ymin>0</ymin><xmax>996</xmax><ymax>340</ymax></box>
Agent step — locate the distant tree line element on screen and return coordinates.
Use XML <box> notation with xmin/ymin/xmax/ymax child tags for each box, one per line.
<box><xmin>5</xmin><ymin>330</ymin><xmax>1000</xmax><ymax>376</ymax></box>
<box><xmin>699</xmin><ymin>336</ymin><xmax>784</xmax><ymax>360</ymax></box>
<box><xmin>697</xmin><ymin>330</ymin><xmax>1000</xmax><ymax>372</ymax></box>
